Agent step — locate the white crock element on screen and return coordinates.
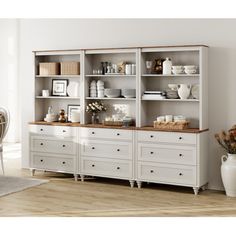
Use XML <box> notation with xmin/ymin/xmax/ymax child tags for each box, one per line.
<box><xmin>221</xmin><ymin>153</ymin><xmax>236</xmax><ymax>197</ymax></box>
<box><xmin>177</xmin><ymin>84</ymin><xmax>191</xmax><ymax>99</ymax></box>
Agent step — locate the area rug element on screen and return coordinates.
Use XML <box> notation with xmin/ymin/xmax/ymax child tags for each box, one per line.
<box><xmin>0</xmin><ymin>176</ymin><xmax>48</xmax><ymax>197</ymax></box>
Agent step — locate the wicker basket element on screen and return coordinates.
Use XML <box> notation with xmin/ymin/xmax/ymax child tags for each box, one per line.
<box><xmin>153</xmin><ymin>121</ymin><xmax>189</xmax><ymax>130</ymax></box>
<box><xmin>39</xmin><ymin>62</ymin><xmax>60</xmax><ymax>75</ymax></box>
<box><xmin>103</xmin><ymin>120</ymin><xmax>123</xmax><ymax>126</ymax></box>
<box><xmin>60</xmin><ymin>62</ymin><xmax>80</xmax><ymax>75</ymax></box>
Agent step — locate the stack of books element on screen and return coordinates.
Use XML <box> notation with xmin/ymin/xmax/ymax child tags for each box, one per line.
<box><xmin>142</xmin><ymin>91</ymin><xmax>166</xmax><ymax>100</ymax></box>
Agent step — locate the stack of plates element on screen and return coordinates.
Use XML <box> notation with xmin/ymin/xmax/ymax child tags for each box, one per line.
<box><xmin>142</xmin><ymin>91</ymin><xmax>166</xmax><ymax>100</ymax></box>
<box><xmin>166</xmin><ymin>90</ymin><xmax>179</xmax><ymax>99</ymax></box>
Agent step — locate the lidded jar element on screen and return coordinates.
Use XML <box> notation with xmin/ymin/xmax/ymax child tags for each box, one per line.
<box><xmin>163</xmin><ymin>58</ymin><xmax>172</xmax><ymax>75</ymax></box>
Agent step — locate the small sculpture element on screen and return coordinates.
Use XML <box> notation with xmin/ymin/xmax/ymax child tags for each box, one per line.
<box><xmin>153</xmin><ymin>59</ymin><xmax>164</xmax><ymax>74</ymax></box>
<box><xmin>58</xmin><ymin>109</ymin><xmax>66</xmax><ymax>123</ymax></box>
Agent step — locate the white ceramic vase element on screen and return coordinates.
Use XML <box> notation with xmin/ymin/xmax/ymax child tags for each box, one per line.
<box><xmin>163</xmin><ymin>58</ymin><xmax>172</xmax><ymax>75</ymax></box>
<box><xmin>177</xmin><ymin>84</ymin><xmax>191</xmax><ymax>99</ymax></box>
<box><xmin>221</xmin><ymin>153</ymin><xmax>236</xmax><ymax>197</ymax></box>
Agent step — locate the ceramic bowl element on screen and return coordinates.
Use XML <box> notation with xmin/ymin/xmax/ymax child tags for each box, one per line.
<box><xmin>184</xmin><ymin>65</ymin><xmax>197</xmax><ymax>69</ymax></box>
<box><xmin>168</xmin><ymin>84</ymin><xmax>178</xmax><ymax>91</ymax></box>
<box><xmin>104</xmin><ymin>89</ymin><xmax>121</xmax><ymax>98</ymax></box>
<box><xmin>121</xmin><ymin>89</ymin><xmax>136</xmax><ymax>98</ymax></box>
<box><xmin>172</xmin><ymin>65</ymin><xmax>183</xmax><ymax>70</ymax></box>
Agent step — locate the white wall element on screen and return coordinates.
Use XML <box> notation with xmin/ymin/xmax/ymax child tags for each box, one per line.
<box><xmin>0</xmin><ymin>19</ymin><xmax>20</xmax><ymax>142</ymax></box>
<box><xmin>19</xmin><ymin>19</ymin><xmax>236</xmax><ymax>190</ymax></box>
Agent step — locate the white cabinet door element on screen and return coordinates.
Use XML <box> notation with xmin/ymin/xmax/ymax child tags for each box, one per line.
<box><xmin>138</xmin><ymin>162</ymin><xmax>196</xmax><ymax>186</ymax></box>
<box><xmin>137</xmin><ymin>131</ymin><xmax>196</xmax><ymax>145</ymax></box>
<box><xmin>81</xmin><ymin>157</ymin><xmax>132</xmax><ymax>179</ymax></box>
<box><xmin>81</xmin><ymin>139</ymin><xmax>132</xmax><ymax>160</ymax></box>
<box><xmin>138</xmin><ymin>143</ymin><xmax>197</xmax><ymax>165</ymax></box>
<box><xmin>80</xmin><ymin>127</ymin><xmax>133</xmax><ymax>141</ymax></box>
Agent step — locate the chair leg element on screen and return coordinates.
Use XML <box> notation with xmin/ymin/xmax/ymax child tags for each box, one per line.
<box><xmin>0</xmin><ymin>152</ymin><xmax>4</xmax><ymax>175</ymax></box>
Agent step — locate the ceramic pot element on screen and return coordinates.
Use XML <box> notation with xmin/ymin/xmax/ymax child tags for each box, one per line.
<box><xmin>221</xmin><ymin>153</ymin><xmax>236</xmax><ymax>197</ymax></box>
<box><xmin>177</xmin><ymin>84</ymin><xmax>191</xmax><ymax>99</ymax></box>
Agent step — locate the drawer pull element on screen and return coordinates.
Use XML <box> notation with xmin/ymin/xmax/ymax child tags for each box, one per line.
<box><xmin>117</xmin><ymin>149</ymin><xmax>120</xmax><ymax>152</ymax></box>
<box><xmin>92</xmin><ymin>164</ymin><xmax>95</xmax><ymax>167</ymax></box>
<box><xmin>150</xmin><ymin>151</ymin><xmax>154</xmax><ymax>154</ymax></box>
<box><xmin>40</xmin><ymin>143</ymin><xmax>43</xmax><ymax>146</ymax></box>
<box><xmin>92</xmin><ymin>131</ymin><xmax>95</xmax><ymax>134</ymax></box>
<box><xmin>179</xmin><ymin>153</ymin><xmax>183</xmax><ymax>157</ymax></box>
<box><xmin>62</xmin><ymin>130</ymin><xmax>66</xmax><ymax>133</ymax></box>
<box><xmin>150</xmin><ymin>135</ymin><xmax>154</xmax><ymax>138</ymax></box>
<box><xmin>40</xmin><ymin>128</ymin><xmax>43</xmax><ymax>131</ymax></box>
<box><xmin>40</xmin><ymin>159</ymin><xmax>43</xmax><ymax>162</ymax></box>
<box><xmin>179</xmin><ymin>137</ymin><xmax>183</xmax><ymax>140</ymax></box>
<box><xmin>117</xmin><ymin>133</ymin><xmax>120</xmax><ymax>136</ymax></box>
<box><xmin>117</xmin><ymin>167</ymin><xmax>120</xmax><ymax>170</ymax></box>
<box><xmin>92</xmin><ymin>147</ymin><xmax>95</xmax><ymax>150</ymax></box>
<box><xmin>150</xmin><ymin>170</ymin><xmax>154</xmax><ymax>173</ymax></box>
<box><xmin>62</xmin><ymin>161</ymin><xmax>66</xmax><ymax>165</ymax></box>
<box><xmin>62</xmin><ymin>144</ymin><xmax>66</xmax><ymax>147</ymax></box>
<box><xmin>179</xmin><ymin>173</ymin><xmax>183</xmax><ymax>176</ymax></box>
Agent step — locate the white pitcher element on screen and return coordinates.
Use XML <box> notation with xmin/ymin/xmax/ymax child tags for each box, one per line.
<box><xmin>177</xmin><ymin>84</ymin><xmax>191</xmax><ymax>99</ymax></box>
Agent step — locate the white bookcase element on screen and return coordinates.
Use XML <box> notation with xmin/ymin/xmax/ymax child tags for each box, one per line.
<box><xmin>29</xmin><ymin>45</ymin><xmax>209</xmax><ymax>195</ymax></box>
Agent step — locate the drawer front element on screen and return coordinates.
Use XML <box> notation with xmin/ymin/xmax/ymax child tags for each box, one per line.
<box><xmin>31</xmin><ymin>153</ymin><xmax>74</xmax><ymax>173</ymax></box>
<box><xmin>138</xmin><ymin>143</ymin><xmax>196</xmax><ymax>165</ymax></box>
<box><xmin>81</xmin><ymin>158</ymin><xmax>132</xmax><ymax>179</ymax></box>
<box><xmin>138</xmin><ymin>162</ymin><xmax>196</xmax><ymax>186</ymax></box>
<box><xmin>29</xmin><ymin>125</ymin><xmax>76</xmax><ymax>137</ymax></box>
<box><xmin>137</xmin><ymin>131</ymin><xmax>196</xmax><ymax>145</ymax></box>
<box><xmin>31</xmin><ymin>137</ymin><xmax>76</xmax><ymax>155</ymax></box>
<box><xmin>81</xmin><ymin>140</ymin><xmax>132</xmax><ymax>160</ymax></box>
<box><xmin>80</xmin><ymin>127</ymin><xmax>133</xmax><ymax>141</ymax></box>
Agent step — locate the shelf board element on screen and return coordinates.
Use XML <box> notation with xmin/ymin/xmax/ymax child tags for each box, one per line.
<box><xmin>86</xmin><ymin>97</ymin><xmax>136</xmax><ymax>101</ymax></box>
<box><xmin>85</xmin><ymin>75</ymin><xmax>136</xmax><ymax>78</ymax></box>
<box><xmin>36</xmin><ymin>75</ymin><xmax>80</xmax><ymax>78</ymax></box>
<box><xmin>142</xmin><ymin>74</ymin><xmax>200</xmax><ymax>77</ymax></box>
<box><xmin>142</xmin><ymin>98</ymin><xmax>199</xmax><ymax>102</ymax></box>
<box><xmin>36</xmin><ymin>96</ymin><xmax>80</xmax><ymax>99</ymax></box>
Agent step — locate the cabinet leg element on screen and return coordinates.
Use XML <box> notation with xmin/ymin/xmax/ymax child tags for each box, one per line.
<box><xmin>202</xmin><ymin>183</ymin><xmax>208</xmax><ymax>191</ymax></box>
<box><xmin>137</xmin><ymin>181</ymin><xmax>142</xmax><ymax>189</ymax></box>
<box><xmin>80</xmin><ymin>175</ymin><xmax>85</xmax><ymax>182</ymax></box>
<box><xmin>193</xmin><ymin>187</ymin><xmax>199</xmax><ymax>195</ymax></box>
<box><xmin>30</xmin><ymin>169</ymin><xmax>35</xmax><ymax>177</ymax></box>
<box><xmin>74</xmin><ymin>174</ymin><xmax>78</xmax><ymax>181</ymax></box>
<box><xmin>129</xmin><ymin>180</ymin><xmax>135</xmax><ymax>188</ymax></box>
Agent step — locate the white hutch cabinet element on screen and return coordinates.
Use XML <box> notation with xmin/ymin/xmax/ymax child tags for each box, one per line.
<box><xmin>29</xmin><ymin>45</ymin><xmax>208</xmax><ymax>194</ymax></box>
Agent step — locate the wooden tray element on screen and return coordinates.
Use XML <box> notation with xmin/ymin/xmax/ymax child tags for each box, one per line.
<box><xmin>102</xmin><ymin>120</ymin><xmax>123</xmax><ymax>126</ymax></box>
<box><xmin>153</xmin><ymin>121</ymin><xmax>189</xmax><ymax>130</ymax></box>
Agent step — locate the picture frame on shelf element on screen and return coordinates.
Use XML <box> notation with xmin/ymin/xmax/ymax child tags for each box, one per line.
<box><xmin>52</xmin><ymin>79</ymin><xmax>68</xmax><ymax>96</ymax></box>
<box><xmin>67</xmin><ymin>104</ymin><xmax>80</xmax><ymax>122</ymax></box>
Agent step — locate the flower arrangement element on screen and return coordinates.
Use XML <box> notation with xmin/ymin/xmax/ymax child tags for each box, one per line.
<box><xmin>86</xmin><ymin>101</ymin><xmax>107</xmax><ymax>114</ymax></box>
<box><xmin>215</xmin><ymin>125</ymin><xmax>236</xmax><ymax>154</ymax></box>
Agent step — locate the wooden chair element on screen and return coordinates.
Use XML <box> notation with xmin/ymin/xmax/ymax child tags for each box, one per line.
<box><xmin>0</xmin><ymin>108</ymin><xmax>10</xmax><ymax>174</ymax></box>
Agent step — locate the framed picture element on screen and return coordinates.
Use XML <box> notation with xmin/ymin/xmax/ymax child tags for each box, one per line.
<box><xmin>67</xmin><ymin>104</ymin><xmax>80</xmax><ymax>122</ymax></box>
<box><xmin>52</xmin><ymin>79</ymin><xmax>68</xmax><ymax>96</ymax></box>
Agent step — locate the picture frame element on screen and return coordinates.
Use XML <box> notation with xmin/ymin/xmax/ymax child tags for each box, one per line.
<box><xmin>52</xmin><ymin>79</ymin><xmax>68</xmax><ymax>96</ymax></box>
<box><xmin>67</xmin><ymin>104</ymin><xmax>81</xmax><ymax>122</ymax></box>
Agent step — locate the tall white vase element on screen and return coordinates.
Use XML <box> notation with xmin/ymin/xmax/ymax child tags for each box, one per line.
<box><xmin>177</xmin><ymin>84</ymin><xmax>191</xmax><ymax>99</ymax></box>
<box><xmin>221</xmin><ymin>153</ymin><xmax>236</xmax><ymax>197</ymax></box>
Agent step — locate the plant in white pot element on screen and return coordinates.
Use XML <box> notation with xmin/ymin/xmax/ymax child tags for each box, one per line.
<box><xmin>215</xmin><ymin>125</ymin><xmax>236</xmax><ymax>197</ymax></box>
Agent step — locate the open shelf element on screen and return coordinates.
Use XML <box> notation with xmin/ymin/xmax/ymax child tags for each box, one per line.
<box><xmin>36</xmin><ymin>75</ymin><xmax>80</xmax><ymax>78</ymax></box>
<box><xmin>142</xmin><ymin>74</ymin><xmax>200</xmax><ymax>77</ymax></box>
<box><xmin>36</xmin><ymin>96</ymin><xmax>80</xmax><ymax>99</ymax></box>
<box><xmin>85</xmin><ymin>74</ymin><xmax>136</xmax><ymax>78</ymax></box>
<box><xmin>141</xmin><ymin>98</ymin><xmax>199</xmax><ymax>102</ymax></box>
<box><xmin>86</xmin><ymin>97</ymin><xmax>136</xmax><ymax>101</ymax></box>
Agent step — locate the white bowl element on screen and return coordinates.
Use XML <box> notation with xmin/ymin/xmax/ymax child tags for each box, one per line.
<box><xmin>184</xmin><ymin>65</ymin><xmax>197</xmax><ymax>69</ymax></box>
<box><xmin>121</xmin><ymin>89</ymin><xmax>136</xmax><ymax>98</ymax></box>
<box><xmin>172</xmin><ymin>65</ymin><xmax>183</xmax><ymax>70</ymax></box>
<box><xmin>104</xmin><ymin>89</ymin><xmax>121</xmax><ymax>98</ymax></box>
<box><xmin>168</xmin><ymin>84</ymin><xmax>178</xmax><ymax>91</ymax></box>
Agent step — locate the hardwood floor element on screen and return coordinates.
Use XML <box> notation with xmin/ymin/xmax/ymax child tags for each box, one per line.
<box><xmin>0</xmin><ymin>143</ymin><xmax>235</xmax><ymax>217</ymax></box>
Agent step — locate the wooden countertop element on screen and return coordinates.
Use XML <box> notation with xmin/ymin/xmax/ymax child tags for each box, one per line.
<box><xmin>29</xmin><ymin>121</ymin><xmax>208</xmax><ymax>133</ymax></box>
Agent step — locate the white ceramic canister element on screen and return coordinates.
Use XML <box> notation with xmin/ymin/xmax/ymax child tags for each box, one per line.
<box><xmin>221</xmin><ymin>153</ymin><xmax>236</xmax><ymax>197</ymax></box>
<box><xmin>177</xmin><ymin>84</ymin><xmax>191</xmax><ymax>99</ymax></box>
<box><xmin>71</xmin><ymin>110</ymin><xmax>80</xmax><ymax>123</ymax></box>
<box><xmin>42</xmin><ymin>90</ymin><xmax>49</xmax><ymax>97</ymax></box>
<box><xmin>131</xmin><ymin>64</ymin><xmax>136</xmax><ymax>75</ymax></box>
<box><xmin>163</xmin><ymin>58</ymin><xmax>172</xmax><ymax>75</ymax></box>
<box><xmin>125</xmin><ymin>64</ymin><xmax>132</xmax><ymax>75</ymax></box>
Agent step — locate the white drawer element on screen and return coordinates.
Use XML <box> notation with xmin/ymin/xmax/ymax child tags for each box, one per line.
<box><xmin>31</xmin><ymin>136</ymin><xmax>76</xmax><ymax>155</ymax></box>
<box><xmin>138</xmin><ymin>162</ymin><xmax>196</xmax><ymax>186</ymax></box>
<box><xmin>81</xmin><ymin>139</ymin><xmax>132</xmax><ymax>160</ymax></box>
<box><xmin>80</xmin><ymin>127</ymin><xmax>133</xmax><ymax>141</ymax></box>
<box><xmin>137</xmin><ymin>131</ymin><xmax>196</xmax><ymax>145</ymax></box>
<box><xmin>31</xmin><ymin>153</ymin><xmax>74</xmax><ymax>173</ymax></box>
<box><xmin>29</xmin><ymin>125</ymin><xmax>76</xmax><ymax>137</ymax></box>
<box><xmin>81</xmin><ymin>157</ymin><xmax>132</xmax><ymax>179</ymax></box>
<box><xmin>138</xmin><ymin>143</ymin><xmax>196</xmax><ymax>165</ymax></box>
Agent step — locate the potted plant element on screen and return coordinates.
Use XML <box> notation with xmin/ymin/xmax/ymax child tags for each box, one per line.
<box><xmin>86</xmin><ymin>101</ymin><xmax>106</xmax><ymax>124</ymax></box>
<box><xmin>215</xmin><ymin>125</ymin><xmax>236</xmax><ymax>196</ymax></box>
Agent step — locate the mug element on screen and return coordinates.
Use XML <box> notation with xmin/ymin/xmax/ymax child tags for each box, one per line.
<box><xmin>42</xmin><ymin>90</ymin><xmax>49</xmax><ymax>97</ymax></box>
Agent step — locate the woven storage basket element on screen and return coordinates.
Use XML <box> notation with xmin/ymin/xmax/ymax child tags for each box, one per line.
<box><xmin>153</xmin><ymin>121</ymin><xmax>189</xmax><ymax>130</ymax></box>
<box><xmin>60</xmin><ymin>62</ymin><xmax>80</xmax><ymax>75</ymax></box>
<box><xmin>103</xmin><ymin>120</ymin><xmax>123</xmax><ymax>126</ymax></box>
<box><xmin>39</xmin><ymin>62</ymin><xmax>60</xmax><ymax>75</ymax></box>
